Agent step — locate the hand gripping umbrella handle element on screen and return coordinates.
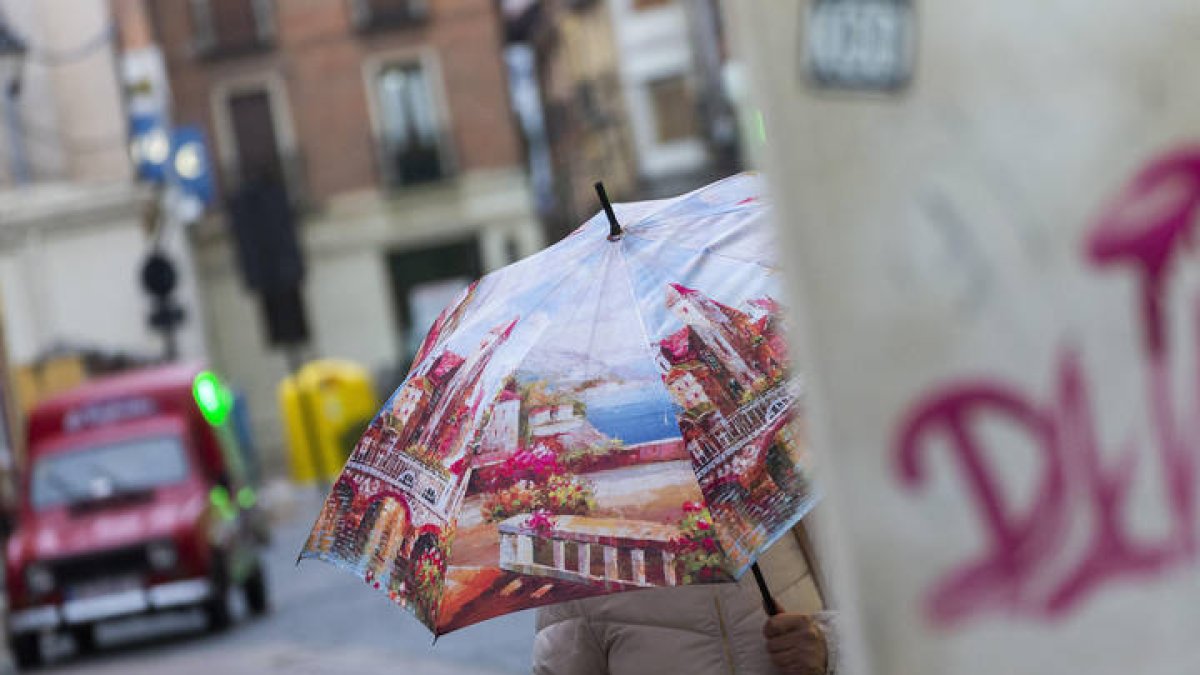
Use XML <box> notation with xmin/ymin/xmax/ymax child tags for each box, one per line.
<box><xmin>752</xmin><ymin>562</ymin><xmax>781</xmax><ymax>616</ymax></box>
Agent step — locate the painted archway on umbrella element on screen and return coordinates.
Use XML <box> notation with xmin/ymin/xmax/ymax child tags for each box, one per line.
<box><xmin>359</xmin><ymin>490</ymin><xmax>413</xmax><ymax>583</ymax></box>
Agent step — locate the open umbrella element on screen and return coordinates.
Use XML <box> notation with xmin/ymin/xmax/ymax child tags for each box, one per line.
<box><xmin>300</xmin><ymin>173</ymin><xmax>820</xmax><ymax>635</ymax></box>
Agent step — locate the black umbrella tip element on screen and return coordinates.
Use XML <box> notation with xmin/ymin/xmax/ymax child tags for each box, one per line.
<box><xmin>594</xmin><ymin>181</ymin><xmax>622</xmax><ymax>240</ymax></box>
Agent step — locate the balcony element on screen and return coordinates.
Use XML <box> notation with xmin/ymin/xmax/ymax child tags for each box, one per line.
<box><xmin>190</xmin><ymin>0</ymin><xmax>276</xmax><ymax>59</ymax></box>
<box><xmin>349</xmin><ymin>0</ymin><xmax>430</xmax><ymax>32</ymax></box>
<box><xmin>219</xmin><ymin>151</ymin><xmax>310</xmax><ymax>214</ymax></box>
<box><xmin>372</xmin><ymin>133</ymin><xmax>453</xmax><ymax>192</ymax></box>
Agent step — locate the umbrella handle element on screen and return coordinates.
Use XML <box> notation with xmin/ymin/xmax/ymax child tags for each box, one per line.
<box><xmin>751</xmin><ymin>562</ymin><xmax>781</xmax><ymax>616</ymax></box>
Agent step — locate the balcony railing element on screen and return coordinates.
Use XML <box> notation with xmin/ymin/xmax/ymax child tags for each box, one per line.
<box><xmin>190</xmin><ymin>0</ymin><xmax>276</xmax><ymax>59</ymax></box>
<box><xmin>219</xmin><ymin>151</ymin><xmax>310</xmax><ymax>213</ymax></box>
<box><xmin>497</xmin><ymin>515</ymin><xmax>681</xmax><ymax>589</ymax></box>
<box><xmin>349</xmin><ymin>0</ymin><xmax>430</xmax><ymax>32</ymax></box>
<box><xmin>372</xmin><ymin>133</ymin><xmax>453</xmax><ymax>191</ymax></box>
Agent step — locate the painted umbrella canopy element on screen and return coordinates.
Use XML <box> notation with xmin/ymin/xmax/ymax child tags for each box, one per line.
<box><xmin>300</xmin><ymin>173</ymin><xmax>820</xmax><ymax>635</ymax></box>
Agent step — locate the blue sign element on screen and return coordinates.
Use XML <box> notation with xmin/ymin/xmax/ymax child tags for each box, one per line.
<box><xmin>129</xmin><ymin>112</ymin><xmax>171</xmax><ymax>182</ymax></box>
<box><xmin>168</xmin><ymin>126</ymin><xmax>214</xmax><ymax>207</ymax></box>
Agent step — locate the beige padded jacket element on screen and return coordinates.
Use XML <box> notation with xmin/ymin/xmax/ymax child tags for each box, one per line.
<box><xmin>532</xmin><ymin>523</ymin><xmax>826</xmax><ymax>675</ymax></box>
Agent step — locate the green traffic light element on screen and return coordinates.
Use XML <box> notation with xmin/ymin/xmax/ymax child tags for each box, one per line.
<box><xmin>193</xmin><ymin>370</ymin><xmax>232</xmax><ymax>426</ymax></box>
<box><xmin>237</xmin><ymin>486</ymin><xmax>257</xmax><ymax>509</ymax></box>
<box><xmin>209</xmin><ymin>485</ymin><xmax>236</xmax><ymax>520</ymax></box>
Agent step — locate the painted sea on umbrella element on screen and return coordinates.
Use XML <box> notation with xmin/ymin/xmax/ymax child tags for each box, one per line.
<box><xmin>300</xmin><ymin>174</ymin><xmax>819</xmax><ymax>634</ymax></box>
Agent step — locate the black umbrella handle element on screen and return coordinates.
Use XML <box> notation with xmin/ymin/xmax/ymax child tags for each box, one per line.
<box><xmin>752</xmin><ymin>562</ymin><xmax>781</xmax><ymax>616</ymax></box>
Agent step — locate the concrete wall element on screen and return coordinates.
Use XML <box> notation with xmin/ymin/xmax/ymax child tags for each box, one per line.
<box><xmin>0</xmin><ymin>0</ymin><xmax>130</xmax><ymax>185</ymax></box>
<box><xmin>0</xmin><ymin>183</ymin><xmax>155</xmax><ymax>364</ymax></box>
<box><xmin>732</xmin><ymin>0</ymin><xmax>1200</xmax><ymax>673</ymax></box>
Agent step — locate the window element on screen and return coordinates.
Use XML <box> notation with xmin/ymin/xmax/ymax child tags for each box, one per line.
<box><xmin>350</xmin><ymin>0</ymin><xmax>429</xmax><ymax>31</ymax></box>
<box><xmin>387</xmin><ymin>239</ymin><xmax>481</xmax><ymax>363</ymax></box>
<box><xmin>228</xmin><ymin>89</ymin><xmax>283</xmax><ymax>184</ymax></box>
<box><xmin>190</xmin><ymin>0</ymin><xmax>276</xmax><ymax>57</ymax></box>
<box><xmin>648</xmin><ymin>75</ymin><xmax>698</xmax><ymax>143</ymax></box>
<box><xmin>31</xmin><ymin>436</ymin><xmax>190</xmax><ymax>511</ymax></box>
<box><xmin>374</xmin><ymin>61</ymin><xmax>448</xmax><ymax>187</ymax></box>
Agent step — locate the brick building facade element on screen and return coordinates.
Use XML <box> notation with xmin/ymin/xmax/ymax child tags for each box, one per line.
<box><xmin>131</xmin><ymin>0</ymin><xmax>544</xmax><ymax>470</ymax></box>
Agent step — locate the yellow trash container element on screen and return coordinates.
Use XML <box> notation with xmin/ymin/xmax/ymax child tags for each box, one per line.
<box><xmin>278</xmin><ymin>359</ymin><xmax>379</xmax><ymax>484</ymax></box>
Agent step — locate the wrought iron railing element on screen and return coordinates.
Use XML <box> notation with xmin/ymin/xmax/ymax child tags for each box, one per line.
<box><xmin>371</xmin><ymin>132</ymin><xmax>453</xmax><ymax>191</ymax></box>
<box><xmin>190</xmin><ymin>0</ymin><xmax>276</xmax><ymax>59</ymax></box>
<box><xmin>348</xmin><ymin>0</ymin><xmax>430</xmax><ymax>32</ymax></box>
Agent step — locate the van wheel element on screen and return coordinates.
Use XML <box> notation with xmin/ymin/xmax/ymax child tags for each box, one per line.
<box><xmin>245</xmin><ymin>562</ymin><xmax>269</xmax><ymax>617</ymax></box>
<box><xmin>11</xmin><ymin>634</ymin><xmax>41</xmax><ymax>669</ymax></box>
<box><xmin>205</xmin><ymin>563</ymin><xmax>233</xmax><ymax>632</ymax></box>
<box><xmin>70</xmin><ymin>624</ymin><xmax>96</xmax><ymax>653</ymax></box>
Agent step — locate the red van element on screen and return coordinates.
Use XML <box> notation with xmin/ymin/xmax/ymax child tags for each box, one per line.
<box><xmin>4</xmin><ymin>363</ymin><xmax>269</xmax><ymax>668</ymax></box>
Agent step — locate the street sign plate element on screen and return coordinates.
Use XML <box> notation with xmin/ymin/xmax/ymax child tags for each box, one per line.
<box><xmin>806</xmin><ymin>0</ymin><xmax>914</xmax><ymax>91</ymax></box>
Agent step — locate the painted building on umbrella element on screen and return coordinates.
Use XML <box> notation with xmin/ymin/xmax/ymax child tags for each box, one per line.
<box><xmin>479</xmin><ymin>383</ymin><xmax>522</xmax><ymax>461</ymax></box>
<box><xmin>414</xmin><ymin>319</ymin><xmax>518</xmax><ymax>459</ymax></box>
<box><xmin>664</xmin><ymin>283</ymin><xmax>764</xmax><ymax>395</ymax></box>
<box><xmin>307</xmin><ymin>316</ymin><xmax>520</xmax><ymax>619</ymax></box>
<box><xmin>655</xmin><ymin>284</ymin><xmax>802</xmax><ymax>516</ymax></box>
<box><xmin>387</xmin><ymin>376</ymin><xmax>433</xmax><ymax>439</ymax></box>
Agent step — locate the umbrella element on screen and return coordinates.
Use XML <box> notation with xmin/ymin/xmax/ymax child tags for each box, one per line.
<box><xmin>300</xmin><ymin>173</ymin><xmax>820</xmax><ymax>635</ymax></box>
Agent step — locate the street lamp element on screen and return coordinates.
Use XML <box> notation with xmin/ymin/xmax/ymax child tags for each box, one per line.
<box><xmin>0</xmin><ymin>20</ymin><xmax>28</xmax><ymax>183</ymax></box>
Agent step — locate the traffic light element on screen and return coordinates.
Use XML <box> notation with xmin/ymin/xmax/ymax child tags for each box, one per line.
<box><xmin>227</xmin><ymin>178</ymin><xmax>310</xmax><ymax>347</ymax></box>
<box><xmin>141</xmin><ymin>250</ymin><xmax>186</xmax><ymax>359</ymax></box>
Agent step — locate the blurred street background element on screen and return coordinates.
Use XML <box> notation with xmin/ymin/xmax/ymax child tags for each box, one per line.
<box><xmin>33</xmin><ymin>490</ymin><xmax>536</xmax><ymax>675</ymax></box>
<box><xmin>0</xmin><ymin>0</ymin><xmax>757</xmax><ymax>671</ymax></box>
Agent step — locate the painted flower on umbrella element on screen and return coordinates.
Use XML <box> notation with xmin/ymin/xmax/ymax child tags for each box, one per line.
<box><xmin>523</xmin><ymin>508</ymin><xmax>557</xmax><ymax>536</ymax></box>
<box><xmin>482</xmin><ymin>482</ymin><xmax>537</xmax><ymax>521</ymax></box>
<box><xmin>501</xmin><ymin>445</ymin><xmax>562</xmax><ymax>483</ymax></box>
<box><xmin>543</xmin><ymin>473</ymin><xmax>595</xmax><ymax>514</ymax></box>
<box><xmin>411</xmin><ymin>544</ymin><xmax>448</xmax><ymax>615</ymax></box>
<box><xmin>481</xmin><ymin>473</ymin><xmax>595</xmax><ymax>522</ymax></box>
<box><xmin>671</xmin><ymin>501</ymin><xmax>729</xmax><ymax>584</ymax></box>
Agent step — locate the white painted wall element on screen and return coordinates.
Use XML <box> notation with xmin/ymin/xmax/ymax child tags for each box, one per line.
<box><xmin>0</xmin><ymin>0</ymin><xmax>130</xmax><ymax>185</ymax></box>
<box><xmin>0</xmin><ymin>184</ymin><xmax>157</xmax><ymax>364</ymax></box>
<box><xmin>606</xmin><ymin>0</ymin><xmax>708</xmax><ymax>179</ymax></box>
<box><xmin>733</xmin><ymin>0</ymin><xmax>1200</xmax><ymax>673</ymax></box>
<box><xmin>307</xmin><ymin>248</ymin><xmax>399</xmax><ymax>369</ymax></box>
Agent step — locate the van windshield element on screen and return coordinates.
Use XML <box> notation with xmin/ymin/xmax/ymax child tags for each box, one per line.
<box><xmin>30</xmin><ymin>436</ymin><xmax>190</xmax><ymax>511</ymax></box>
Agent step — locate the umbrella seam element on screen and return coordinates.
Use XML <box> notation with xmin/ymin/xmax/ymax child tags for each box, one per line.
<box><xmin>616</xmin><ymin>231</ymin><xmax>783</xmax><ymax>576</ymax></box>
<box><xmin>622</xmin><ymin>230</ymin><xmax>779</xmax><ymax>274</ymax></box>
<box><xmin>614</xmin><ymin>242</ymin><xmax>671</xmax><ymax>393</ymax></box>
<box><xmin>629</xmin><ymin>203</ymin><xmax>766</xmax><ymax>232</ymax></box>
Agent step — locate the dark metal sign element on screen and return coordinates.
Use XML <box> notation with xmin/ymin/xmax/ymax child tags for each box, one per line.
<box><xmin>806</xmin><ymin>0</ymin><xmax>914</xmax><ymax>92</ymax></box>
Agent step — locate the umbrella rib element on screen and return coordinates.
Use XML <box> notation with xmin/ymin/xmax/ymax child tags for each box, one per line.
<box><xmin>503</xmin><ymin>247</ymin><xmax>613</xmax><ymax>396</ymax></box>
<box><xmin>614</xmin><ymin>241</ymin><xmax>673</xmax><ymax>395</ymax></box>
<box><xmin>622</xmin><ymin>229</ymin><xmax>779</xmax><ymax>274</ymax></box>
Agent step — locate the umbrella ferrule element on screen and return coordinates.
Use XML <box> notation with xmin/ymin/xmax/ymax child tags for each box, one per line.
<box><xmin>595</xmin><ymin>181</ymin><xmax>623</xmax><ymax>240</ymax></box>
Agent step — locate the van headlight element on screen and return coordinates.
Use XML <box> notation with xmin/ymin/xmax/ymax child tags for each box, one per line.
<box><xmin>25</xmin><ymin>564</ymin><xmax>54</xmax><ymax>597</ymax></box>
<box><xmin>146</xmin><ymin>541</ymin><xmax>178</xmax><ymax>571</ymax></box>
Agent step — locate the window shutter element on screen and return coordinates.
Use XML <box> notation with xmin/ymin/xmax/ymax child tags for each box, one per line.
<box><xmin>252</xmin><ymin>0</ymin><xmax>277</xmax><ymax>42</ymax></box>
<box><xmin>408</xmin><ymin>0</ymin><xmax>430</xmax><ymax>21</ymax></box>
<box><xmin>189</xmin><ymin>0</ymin><xmax>215</xmax><ymax>55</ymax></box>
<box><xmin>349</xmin><ymin>0</ymin><xmax>372</xmax><ymax>30</ymax></box>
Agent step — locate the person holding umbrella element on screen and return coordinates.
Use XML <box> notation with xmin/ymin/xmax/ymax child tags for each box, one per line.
<box><xmin>300</xmin><ymin>175</ymin><xmax>836</xmax><ymax>672</ymax></box>
<box><xmin>533</xmin><ymin>516</ymin><xmax>838</xmax><ymax>675</ymax></box>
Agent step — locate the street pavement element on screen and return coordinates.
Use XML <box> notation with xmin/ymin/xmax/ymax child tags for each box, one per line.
<box><xmin>35</xmin><ymin>488</ymin><xmax>536</xmax><ymax>675</ymax></box>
